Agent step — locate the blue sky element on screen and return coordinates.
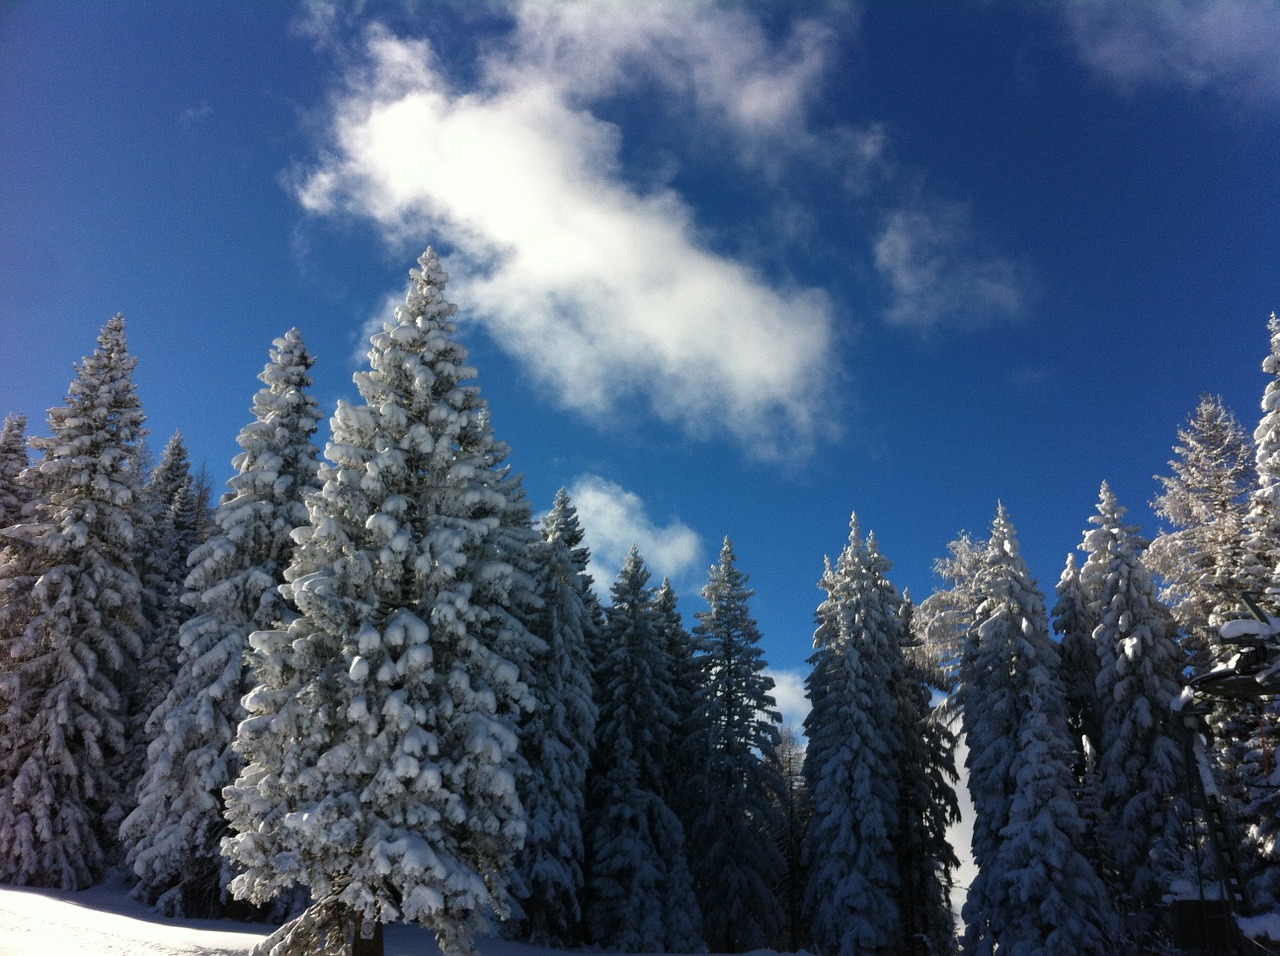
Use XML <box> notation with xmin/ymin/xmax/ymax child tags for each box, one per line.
<box><xmin>2</xmin><ymin>0</ymin><xmax>1278</xmax><ymax>724</ymax></box>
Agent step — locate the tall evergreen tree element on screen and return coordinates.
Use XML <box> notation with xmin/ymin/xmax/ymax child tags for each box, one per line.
<box><xmin>0</xmin><ymin>314</ymin><xmax>148</xmax><ymax>888</ymax></box>
<box><xmin>767</xmin><ymin>724</ymin><xmax>811</xmax><ymax>953</ymax></box>
<box><xmin>121</xmin><ymin>329</ymin><xmax>322</xmax><ymax>915</ymax></box>
<box><xmin>1246</xmin><ymin>313</ymin><xmax>1280</xmax><ymax>601</ymax></box>
<box><xmin>894</xmin><ymin>593</ymin><xmax>960</xmax><ymax>956</ymax></box>
<box><xmin>1086</xmin><ymin>483</ymin><xmax>1188</xmax><ymax>939</ymax></box>
<box><xmin>686</xmin><ymin>537</ymin><xmax>785</xmax><ymax>952</ymax></box>
<box><xmin>584</xmin><ymin>548</ymin><xmax>701</xmax><ymax>952</ymax></box>
<box><xmin>915</xmin><ymin>532</ymin><xmax>986</xmax><ymax>693</ymax></box>
<box><xmin>1148</xmin><ymin>394</ymin><xmax>1255</xmax><ymax>664</ymax></box>
<box><xmin>803</xmin><ymin>517</ymin><xmax>905</xmax><ymax>956</ymax></box>
<box><xmin>0</xmin><ymin>413</ymin><xmax>30</xmax><ymax>528</ymax></box>
<box><xmin>126</xmin><ymin>431</ymin><xmax>199</xmax><ymax>807</ymax></box>
<box><xmin>959</xmin><ymin>508</ymin><xmax>1116</xmax><ymax>956</ymax></box>
<box><xmin>653</xmin><ymin>577</ymin><xmax>703</xmax><ymax>827</ymax></box>
<box><xmin>1053</xmin><ymin>553</ymin><xmax>1101</xmax><ymax>768</ymax></box>
<box><xmin>223</xmin><ymin>250</ymin><xmax>539</xmax><ymax>956</ymax></box>
<box><xmin>506</xmin><ymin>489</ymin><xmax>598</xmax><ymax>946</ymax></box>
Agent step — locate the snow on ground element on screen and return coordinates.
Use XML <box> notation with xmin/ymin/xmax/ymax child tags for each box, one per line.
<box><xmin>0</xmin><ymin>871</ymin><xmax>793</xmax><ymax>956</ymax></box>
<box><xmin>0</xmin><ymin>871</ymin><xmax>263</xmax><ymax>956</ymax></box>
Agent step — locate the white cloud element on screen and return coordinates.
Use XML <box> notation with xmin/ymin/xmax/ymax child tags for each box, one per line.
<box><xmin>874</xmin><ymin>204</ymin><xmax>1028</xmax><ymax>331</ymax></box>
<box><xmin>1052</xmin><ymin>0</ymin><xmax>1280</xmax><ymax>103</ymax></box>
<box><xmin>566</xmin><ymin>473</ymin><xmax>702</xmax><ymax>593</ymax></box>
<box><xmin>766</xmin><ymin>667</ymin><xmax>811</xmax><ymax>730</ymax></box>
<box><xmin>296</xmin><ymin>11</ymin><xmax>840</xmax><ymax>458</ymax></box>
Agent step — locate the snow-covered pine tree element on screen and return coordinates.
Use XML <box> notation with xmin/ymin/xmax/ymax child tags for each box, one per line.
<box><xmin>686</xmin><ymin>537</ymin><xmax>785</xmax><ymax>952</ymax></box>
<box><xmin>653</xmin><ymin>576</ymin><xmax>704</xmax><ymax>825</ymax></box>
<box><xmin>1086</xmin><ymin>483</ymin><xmax>1188</xmax><ymax>938</ymax></box>
<box><xmin>1245</xmin><ymin>314</ymin><xmax>1280</xmax><ymax>602</ymax></box>
<box><xmin>584</xmin><ymin>548</ymin><xmax>701</xmax><ymax>952</ymax></box>
<box><xmin>1049</xmin><ymin>551</ymin><xmax>1112</xmax><ymax>887</ymax></box>
<box><xmin>223</xmin><ymin>250</ymin><xmax>540</xmax><ymax>956</ymax></box>
<box><xmin>1052</xmin><ymin>553</ymin><xmax>1100</xmax><ymax>769</ymax></box>
<box><xmin>768</xmin><ymin>724</ymin><xmax>811</xmax><ymax>953</ymax></box>
<box><xmin>505</xmin><ymin>489</ymin><xmax>598</xmax><ymax>946</ymax></box>
<box><xmin>125</xmin><ymin>431</ymin><xmax>199</xmax><ymax>812</ymax></box>
<box><xmin>803</xmin><ymin>517</ymin><xmax>906</xmax><ymax>956</ymax></box>
<box><xmin>893</xmin><ymin>592</ymin><xmax>959</xmax><ymax>956</ymax></box>
<box><xmin>1148</xmin><ymin>394</ymin><xmax>1255</xmax><ymax>664</ymax></box>
<box><xmin>1143</xmin><ymin>394</ymin><xmax>1277</xmax><ymax>897</ymax></box>
<box><xmin>0</xmin><ymin>413</ymin><xmax>31</xmax><ymax>528</ymax></box>
<box><xmin>914</xmin><ymin>532</ymin><xmax>986</xmax><ymax>693</ymax></box>
<box><xmin>1224</xmin><ymin>320</ymin><xmax>1280</xmax><ymax>909</ymax></box>
<box><xmin>960</xmin><ymin>508</ymin><xmax>1117</xmax><ymax>955</ymax></box>
<box><xmin>0</xmin><ymin>313</ymin><xmax>148</xmax><ymax>888</ymax></box>
<box><xmin>656</xmin><ymin>580</ymin><xmax>700</xmax><ymax>737</ymax></box>
<box><xmin>121</xmin><ymin>328</ymin><xmax>322</xmax><ymax>916</ymax></box>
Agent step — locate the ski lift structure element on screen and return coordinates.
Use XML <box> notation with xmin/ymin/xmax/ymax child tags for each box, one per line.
<box><xmin>1173</xmin><ymin>592</ymin><xmax>1280</xmax><ymax>954</ymax></box>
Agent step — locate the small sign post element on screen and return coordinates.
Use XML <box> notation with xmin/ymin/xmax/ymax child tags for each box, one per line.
<box><xmin>352</xmin><ymin>915</ymin><xmax>384</xmax><ymax>956</ymax></box>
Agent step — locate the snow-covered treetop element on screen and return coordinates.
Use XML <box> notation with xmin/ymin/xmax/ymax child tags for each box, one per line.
<box><xmin>0</xmin><ymin>413</ymin><xmax>29</xmax><ymax>528</ymax></box>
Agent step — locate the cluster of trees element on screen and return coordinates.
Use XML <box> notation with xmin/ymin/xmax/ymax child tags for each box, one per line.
<box><xmin>0</xmin><ymin>250</ymin><xmax>961</xmax><ymax>956</ymax></box>
<box><xmin>907</xmin><ymin>313</ymin><xmax>1280</xmax><ymax>953</ymax></box>
<box><xmin>2</xmin><ymin>244</ymin><xmax>1275</xmax><ymax>956</ymax></box>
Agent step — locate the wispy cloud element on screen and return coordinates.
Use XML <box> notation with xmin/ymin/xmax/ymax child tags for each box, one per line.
<box><xmin>874</xmin><ymin>203</ymin><xmax>1029</xmax><ymax>331</ymax></box>
<box><xmin>178</xmin><ymin>102</ymin><xmax>213</xmax><ymax>127</ymax></box>
<box><xmin>566</xmin><ymin>473</ymin><xmax>703</xmax><ymax>594</ymax></box>
<box><xmin>295</xmin><ymin>8</ymin><xmax>841</xmax><ymax>458</ymax></box>
<box><xmin>1050</xmin><ymin>0</ymin><xmax>1280</xmax><ymax>103</ymax></box>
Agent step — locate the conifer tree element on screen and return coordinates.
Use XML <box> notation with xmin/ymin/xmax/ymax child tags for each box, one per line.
<box><xmin>506</xmin><ymin>489</ymin><xmax>598</xmax><ymax>946</ymax></box>
<box><xmin>1148</xmin><ymin>394</ymin><xmax>1254</xmax><ymax>664</ymax></box>
<box><xmin>1053</xmin><ymin>553</ymin><xmax>1101</xmax><ymax>770</ymax></box>
<box><xmin>768</xmin><ymin>724</ymin><xmax>811</xmax><ymax>953</ymax></box>
<box><xmin>126</xmin><ymin>431</ymin><xmax>199</xmax><ymax>806</ymax></box>
<box><xmin>687</xmin><ymin>537</ymin><xmax>785</xmax><ymax>952</ymax></box>
<box><xmin>584</xmin><ymin>548</ymin><xmax>701</xmax><ymax>952</ymax></box>
<box><xmin>1086</xmin><ymin>483</ymin><xmax>1188</xmax><ymax>939</ymax></box>
<box><xmin>959</xmin><ymin>508</ymin><xmax>1116</xmax><ymax>955</ymax></box>
<box><xmin>0</xmin><ymin>413</ymin><xmax>30</xmax><ymax>528</ymax></box>
<box><xmin>653</xmin><ymin>577</ymin><xmax>703</xmax><ymax>827</ymax></box>
<box><xmin>893</xmin><ymin>594</ymin><xmax>959</xmax><ymax>956</ymax></box>
<box><xmin>223</xmin><ymin>250</ymin><xmax>539</xmax><ymax>956</ymax></box>
<box><xmin>803</xmin><ymin>517</ymin><xmax>906</xmax><ymax>956</ymax></box>
<box><xmin>121</xmin><ymin>329</ymin><xmax>322</xmax><ymax>915</ymax></box>
<box><xmin>1246</xmin><ymin>314</ymin><xmax>1280</xmax><ymax>600</ymax></box>
<box><xmin>914</xmin><ymin>532</ymin><xmax>986</xmax><ymax>693</ymax></box>
<box><xmin>0</xmin><ymin>314</ymin><xmax>148</xmax><ymax>888</ymax></box>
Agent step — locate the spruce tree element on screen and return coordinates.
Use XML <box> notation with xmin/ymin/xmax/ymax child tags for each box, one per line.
<box><xmin>0</xmin><ymin>314</ymin><xmax>148</xmax><ymax>888</ymax></box>
<box><xmin>803</xmin><ymin>517</ymin><xmax>905</xmax><ymax>956</ymax></box>
<box><xmin>506</xmin><ymin>489</ymin><xmax>598</xmax><ymax>946</ymax></box>
<box><xmin>1246</xmin><ymin>314</ymin><xmax>1280</xmax><ymax>600</ymax></box>
<box><xmin>914</xmin><ymin>532</ymin><xmax>986</xmax><ymax>693</ymax></box>
<box><xmin>1148</xmin><ymin>394</ymin><xmax>1254</xmax><ymax>664</ymax></box>
<box><xmin>960</xmin><ymin>508</ymin><xmax>1116</xmax><ymax>955</ymax></box>
<box><xmin>0</xmin><ymin>413</ymin><xmax>30</xmax><ymax>528</ymax></box>
<box><xmin>768</xmin><ymin>724</ymin><xmax>811</xmax><ymax>953</ymax></box>
<box><xmin>584</xmin><ymin>548</ymin><xmax>701</xmax><ymax>952</ymax></box>
<box><xmin>121</xmin><ymin>329</ymin><xmax>322</xmax><ymax>915</ymax></box>
<box><xmin>687</xmin><ymin>537</ymin><xmax>785</xmax><ymax>952</ymax></box>
<box><xmin>223</xmin><ymin>251</ymin><xmax>539</xmax><ymax>956</ymax></box>
<box><xmin>1086</xmin><ymin>483</ymin><xmax>1188</xmax><ymax>939</ymax></box>
<box><xmin>1053</xmin><ymin>553</ymin><xmax>1101</xmax><ymax>770</ymax></box>
<box><xmin>894</xmin><ymin>593</ymin><xmax>959</xmax><ymax>956</ymax></box>
<box><xmin>126</xmin><ymin>431</ymin><xmax>198</xmax><ymax>810</ymax></box>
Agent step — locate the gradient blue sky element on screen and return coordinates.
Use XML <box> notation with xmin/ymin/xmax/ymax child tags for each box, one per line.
<box><xmin>2</xmin><ymin>0</ymin><xmax>1278</xmax><ymax>723</ymax></box>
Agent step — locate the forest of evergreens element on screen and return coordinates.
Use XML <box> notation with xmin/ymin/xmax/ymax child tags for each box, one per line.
<box><xmin>2</xmin><ymin>249</ymin><xmax>1279</xmax><ymax>955</ymax></box>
